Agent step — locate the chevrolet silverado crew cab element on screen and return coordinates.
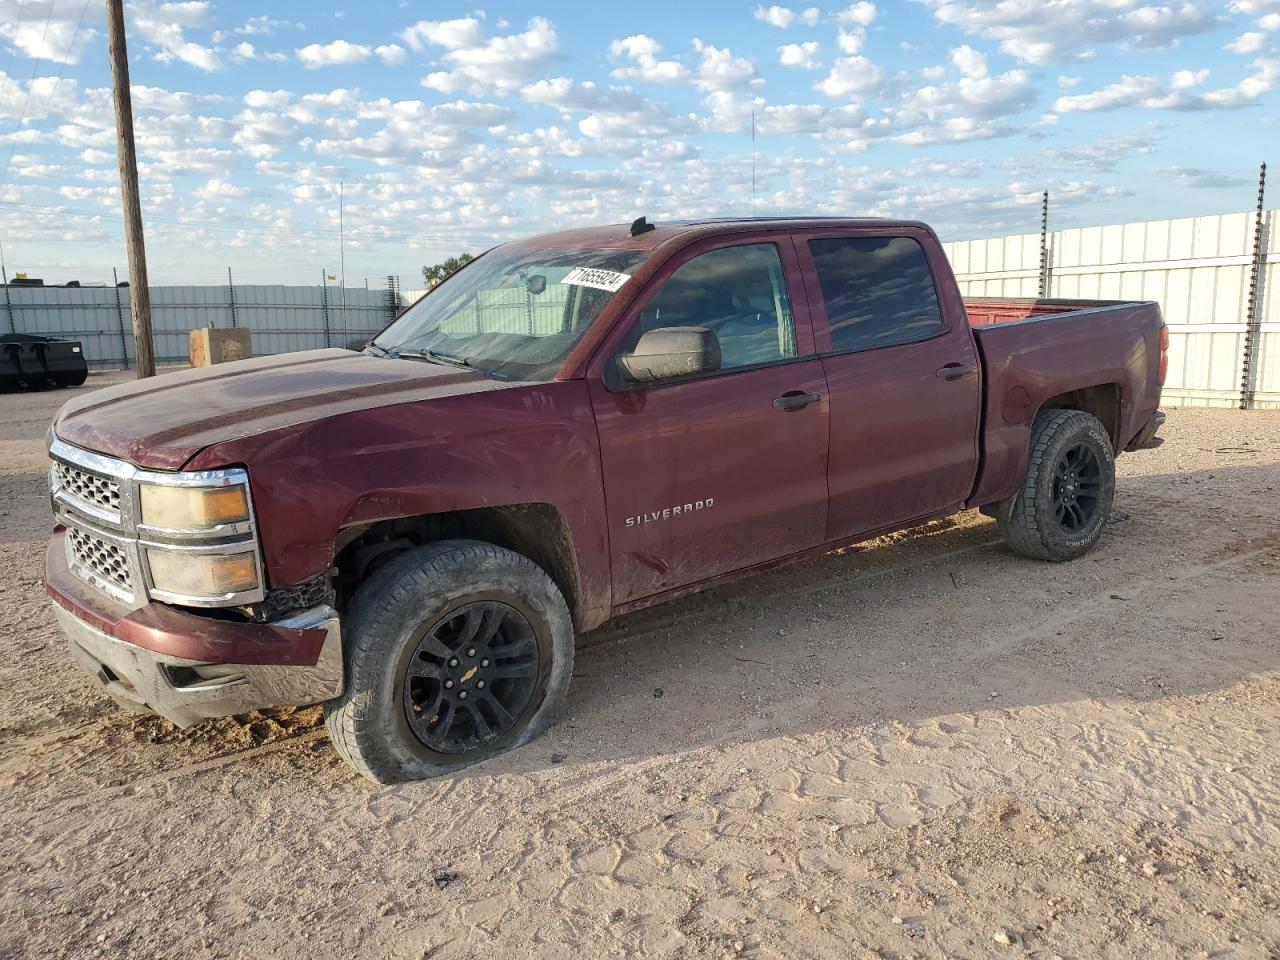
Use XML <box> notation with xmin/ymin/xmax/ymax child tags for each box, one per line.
<box><xmin>45</xmin><ymin>217</ymin><xmax>1167</xmax><ymax>783</ymax></box>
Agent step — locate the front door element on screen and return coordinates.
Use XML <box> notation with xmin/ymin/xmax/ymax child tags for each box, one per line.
<box><xmin>588</xmin><ymin>237</ymin><xmax>830</xmax><ymax>605</ymax></box>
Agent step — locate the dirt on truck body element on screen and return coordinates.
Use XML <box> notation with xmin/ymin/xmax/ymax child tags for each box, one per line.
<box><xmin>42</xmin><ymin>217</ymin><xmax>1169</xmax><ymax>783</ymax></box>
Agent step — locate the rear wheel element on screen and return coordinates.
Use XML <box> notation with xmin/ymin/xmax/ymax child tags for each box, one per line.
<box><xmin>995</xmin><ymin>408</ymin><xmax>1115</xmax><ymax>562</ymax></box>
<box><xmin>324</xmin><ymin>540</ymin><xmax>574</xmax><ymax>783</ymax></box>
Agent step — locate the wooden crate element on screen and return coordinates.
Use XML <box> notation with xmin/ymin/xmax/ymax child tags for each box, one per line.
<box><xmin>189</xmin><ymin>327</ymin><xmax>251</xmax><ymax>367</ymax></box>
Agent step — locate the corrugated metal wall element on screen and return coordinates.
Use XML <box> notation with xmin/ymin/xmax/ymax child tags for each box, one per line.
<box><xmin>945</xmin><ymin>208</ymin><xmax>1280</xmax><ymax>408</ymax></box>
<box><xmin>0</xmin><ymin>284</ymin><xmax>395</xmax><ymax>369</ymax></box>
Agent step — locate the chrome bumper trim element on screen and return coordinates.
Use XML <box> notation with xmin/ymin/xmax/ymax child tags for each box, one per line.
<box><xmin>54</xmin><ymin>602</ymin><xmax>343</xmax><ymax>727</ymax></box>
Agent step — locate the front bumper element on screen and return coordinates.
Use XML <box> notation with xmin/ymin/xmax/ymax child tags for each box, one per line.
<box><xmin>46</xmin><ymin>530</ymin><xmax>342</xmax><ymax>727</ymax></box>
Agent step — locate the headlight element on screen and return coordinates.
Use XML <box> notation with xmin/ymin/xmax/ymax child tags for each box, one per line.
<box><xmin>146</xmin><ymin>549</ymin><xmax>259</xmax><ymax>599</ymax></box>
<box><xmin>140</xmin><ymin>483</ymin><xmax>250</xmax><ymax>531</ymax></box>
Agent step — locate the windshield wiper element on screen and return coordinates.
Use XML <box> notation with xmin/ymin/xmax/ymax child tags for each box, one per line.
<box><xmin>393</xmin><ymin>348</ymin><xmax>472</xmax><ymax>369</ymax></box>
<box><xmin>363</xmin><ymin>342</ymin><xmax>390</xmax><ymax>358</ymax></box>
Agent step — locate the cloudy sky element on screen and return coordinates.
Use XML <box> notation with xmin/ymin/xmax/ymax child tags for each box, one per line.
<box><xmin>0</xmin><ymin>0</ymin><xmax>1276</xmax><ymax>286</ymax></box>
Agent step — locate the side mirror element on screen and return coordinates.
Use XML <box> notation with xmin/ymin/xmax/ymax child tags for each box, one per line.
<box><xmin>618</xmin><ymin>326</ymin><xmax>721</xmax><ymax>384</ymax></box>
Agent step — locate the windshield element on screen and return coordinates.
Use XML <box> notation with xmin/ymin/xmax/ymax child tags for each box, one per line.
<box><xmin>373</xmin><ymin>245</ymin><xmax>649</xmax><ymax>381</ymax></box>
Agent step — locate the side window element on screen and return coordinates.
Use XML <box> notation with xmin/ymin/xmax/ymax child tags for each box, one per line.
<box><xmin>808</xmin><ymin>236</ymin><xmax>944</xmax><ymax>354</ymax></box>
<box><xmin>623</xmin><ymin>243</ymin><xmax>797</xmax><ymax>371</ymax></box>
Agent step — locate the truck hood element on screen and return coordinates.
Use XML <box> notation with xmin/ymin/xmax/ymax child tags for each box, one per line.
<box><xmin>54</xmin><ymin>349</ymin><xmax>517</xmax><ymax>470</ymax></box>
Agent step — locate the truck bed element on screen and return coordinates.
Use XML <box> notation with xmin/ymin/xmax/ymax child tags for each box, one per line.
<box><xmin>963</xmin><ymin>297</ymin><xmax>1128</xmax><ymax>327</ymax></box>
<box><xmin>962</xmin><ymin>297</ymin><xmax>1165</xmax><ymax>508</ymax></box>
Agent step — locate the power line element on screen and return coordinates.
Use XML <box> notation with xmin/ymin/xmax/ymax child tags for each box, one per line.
<box><xmin>0</xmin><ymin>0</ymin><xmax>56</xmax><ymax>186</ymax></box>
<box><xmin>1</xmin><ymin>0</ymin><xmax>91</xmax><ymax>188</ymax></box>
<box><xmin>0</xmin><ymin>0</ymin><xmax>29</xmax><ymax>96</ymax></box>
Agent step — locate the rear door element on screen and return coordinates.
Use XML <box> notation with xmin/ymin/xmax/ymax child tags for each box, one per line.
<box><xmin>794</xmin><ymin>227</ymin><xmax>982</xmax><ymax>541</ymax></box>
<box><xmin>588</xmin><ymin>234</ymin><xmax>829</xmax><ymax>605</ymax></box>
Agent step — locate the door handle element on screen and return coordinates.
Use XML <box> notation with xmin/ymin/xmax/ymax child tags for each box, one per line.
<box><xmin>773</xmin><ymin>390</ymin><xmax>822</xmax><ymax>411</ymax></box>
<box><xmin>936</xmin><ymin>362</ymin><xmax>974</xmax><ymax>381</ymax></box>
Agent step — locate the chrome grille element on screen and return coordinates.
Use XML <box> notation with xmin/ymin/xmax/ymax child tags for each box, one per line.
<box><xmin>54</xmin><ymin>461</ymin><xmax>122</xmax><ymax>515</ymax></box>
<box><xmin>49</xmin><ymin>436</ymin><xmax>266</xmax><ymax>608</ymax></box>
<box><xmin>67</xmin><ymin>526</ymin><xmax>132</xmax><ymax>594</ymax></box>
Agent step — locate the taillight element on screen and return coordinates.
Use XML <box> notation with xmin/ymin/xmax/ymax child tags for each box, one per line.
<box><xmin>1158</xmin><ymin>324</ymin><xmax>1169</xmax><ymax>386</ymax></box>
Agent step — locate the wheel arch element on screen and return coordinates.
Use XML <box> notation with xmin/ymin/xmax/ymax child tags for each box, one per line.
<box><xmin>333</xmin><ymin>503</ymin><xmax>593</xmax><ymax>630</ymax></box>
<box><xmin>1034</xmin><ymin>383</ymin><xmax>1122</xmax><ymax>451</ymax></box>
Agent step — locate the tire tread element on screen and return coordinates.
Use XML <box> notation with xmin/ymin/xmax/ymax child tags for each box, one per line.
<box><xmin>996</xmin><ymin>408</ymin><xmax>1114</xmax><ymax>562</ymax></box>
<box><xmin>323</xmin><ymin>540</ymin><xmax>573</xmax><ymax>783</ymax></box>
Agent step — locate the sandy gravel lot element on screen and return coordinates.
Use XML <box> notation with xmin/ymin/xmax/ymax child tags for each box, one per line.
<box><xmin>1</xmin><ymin>372</ymin><xmax>1278</xmax><ymax>960</ymax></box>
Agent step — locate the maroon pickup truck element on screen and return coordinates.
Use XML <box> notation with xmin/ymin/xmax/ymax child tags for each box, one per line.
<box><xmin>45</xmin><ymin>217</ymin><xmax>1166</xmax><ymax>782</ymax></box>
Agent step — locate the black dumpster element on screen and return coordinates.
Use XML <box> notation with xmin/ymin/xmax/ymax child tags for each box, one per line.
<box><xmin>0</xmin><ymin>333</ymin><xmax>89</xmax><ymax>390</ymax></box>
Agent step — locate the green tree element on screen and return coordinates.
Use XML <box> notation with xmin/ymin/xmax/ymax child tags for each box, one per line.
<box><xmin>422</xmin><ymin>253</ymin><xmax>475</xmax><ymax>286</ymax></box>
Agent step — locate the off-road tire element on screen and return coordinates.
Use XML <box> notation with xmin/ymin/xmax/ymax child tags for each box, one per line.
<box><xmin>995</xmin><ymin>408</ymin><xmax>1115</xmax><ymax>562</ymax></box>
<box><xmin>323</xmin><ymin>540</ymin><xmax>574</xmax><ymax>784</ymax></box>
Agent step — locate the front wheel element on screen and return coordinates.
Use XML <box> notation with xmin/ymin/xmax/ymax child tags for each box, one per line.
<box><xmin>995</xmin><ymin>408</ymin><xmax>1116</xmax><ymax>562</ymax></box>
<box><xmin>324</xmin><ymin>540</ymin><xmax>574</xmax><ymax>784</ymax></box>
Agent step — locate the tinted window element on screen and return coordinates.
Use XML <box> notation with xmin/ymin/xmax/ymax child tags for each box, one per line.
<box><xmin>808</xmin><ymin>236</ymin><xmax>944</xmax><ymax>354</ymax></box>
<box><xmin>622</xmin><ymin>243</ymin><xmax>797</xmax><ymax>371</ymax></box>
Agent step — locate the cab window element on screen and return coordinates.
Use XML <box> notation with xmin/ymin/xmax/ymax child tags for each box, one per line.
<box><xmin>620</xmin><ymin>243</ymin><xmax>797</xmax><ymax>371</ymax></box>
<box><xmin>807</xmin><ymin>236</ymin><xmax>944</xmax><ymax>354</ymax></box>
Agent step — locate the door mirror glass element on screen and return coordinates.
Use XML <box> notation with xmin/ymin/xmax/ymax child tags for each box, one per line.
<box><xmin>619</xmin><ymin>326</ymin><xmax>721</xmax><ymax>383</ymax></box>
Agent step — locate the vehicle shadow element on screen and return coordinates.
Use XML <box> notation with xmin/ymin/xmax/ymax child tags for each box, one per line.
<box><xmin>434</xmin><ymin>457</ymin><xmax>1280</xmax><ymax>784</ymax></box>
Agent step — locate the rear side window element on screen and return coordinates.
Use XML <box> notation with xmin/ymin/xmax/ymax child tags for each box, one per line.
<box><xmin>807</xmin><ymin>236</ymin><xmax>944</xmax><ymax>354</ymax></box>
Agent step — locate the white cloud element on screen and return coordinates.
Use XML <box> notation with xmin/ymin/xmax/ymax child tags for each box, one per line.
<box><xmin>1226</xmin><ymin>31</ymin><xmax>1267</xmax><ymax>53</ymax></box>
<box><xmin>230</xmin><ymin>42</ymin><xmax>256</xmax><ymax>63</ymax></box>
<box><xmin>815</xmin><ymin>56</ymin><xmax>882</xmax><ymax>98</ymax></box>
<box><xmin>405</xmin><ymin>17</ymin><xmax>558</xmax><ymax>94</ymax></box>
<box><xmin>130</xmin><ymin>0</ymin><xmax>223</xmax><ymax>72</ymax></box>
<box><xmin>692</xmin><ymin>39</ymin><xmax>760</xmax><ymax>92</ymax></box>
<box><xmin>193</xmin><ymin>177</ymin><xmax>250</xmax><ymax>200</ymax></box>
<box><xmin>779</xmin><ymin>41</ymin><xmax>822</xmax><ymax>69</ymax></box>
<box><xmin>243</xmin><ymin>89</ymin><xmax>292</xmax><ymax>109</ymax></box>
<box><xmin>835</xmin><ymin>2</ymin><xmax>877</xmax><ymax>27</ymax></box>
<box><xmin>920</xmin><ymin>0</ymin><xmax>1224</xmax><ymax>63</ymax></box>
<box><xmin>0</xmin><ymin>9</ymin><xmax>95</xmax><ymax>63</ymax></box>
<box><xmin>233</xmin><ymin>15</ymin><xmax>301</xmax><ymax>36</ymax></box>
<box><xmin>753</xmin><ymin>5</ymin><xmax>820</xmax><ymax>28</ymax></box>
<box><xmin>129</xmin><ymin>85</ymin><xmax>221</xmax><ymax>114</ymax></box>
<box><xmin>296</xmin><ymin>40</ymin><xmax>372</xmax><ymax>69</ymax></box>
<box><xmin>1053</xmin><ymin>58</ymin><xmax>1280</xmax><ymax>111</ymax></box>
<box><xmin>375</xmin><ymin>44</ymin><xmax>406</xmax><ymax>66</ymax></box>
<box><xmin>400</xmin><ymin>17</ymin><xmax>486</xmax><ymax>52</ymax></box>
<box><xmin>609</xmin><ymin>35</ymin><xmax>690</xmax><ymax>84</ymax></box>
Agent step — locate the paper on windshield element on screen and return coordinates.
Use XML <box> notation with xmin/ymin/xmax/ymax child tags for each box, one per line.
<box><xmin>561</xmin><ymin>267</ymin><xmax>632</xmax><ymax>293</ymax></box>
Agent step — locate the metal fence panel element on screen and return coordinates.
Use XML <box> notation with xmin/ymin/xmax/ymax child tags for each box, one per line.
<box><xmin>945</xmin><ymin>208</ymin><xmax>1279</xmax><ymax>409</ymax></box>
<box><xmin>1</xmin><ymin>283</ymin><xmax>395</xmax><ymax>369</ymax></box>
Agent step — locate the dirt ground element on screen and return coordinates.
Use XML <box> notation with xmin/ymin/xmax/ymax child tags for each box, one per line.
<box><xmin>1</xmin><ymin>372</ymin><xmax>1278</xmax><ymax>960</ymax></box>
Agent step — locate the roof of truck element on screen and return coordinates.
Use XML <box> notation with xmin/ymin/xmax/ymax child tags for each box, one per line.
<box><xmin>509</xmin><ymin>217</ymin><xmax>932</xmax><ymax>252</ymax></box>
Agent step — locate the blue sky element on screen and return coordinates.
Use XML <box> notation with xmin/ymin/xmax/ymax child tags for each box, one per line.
<box><xmin>0</xmin><ymin>0</ymin><xmax>1276</xmax><ymax>286</ymax></box>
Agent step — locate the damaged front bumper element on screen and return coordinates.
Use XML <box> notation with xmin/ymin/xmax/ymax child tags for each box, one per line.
<box><xmin>46</xmin><ymin>530</ymin><xmax>342</xmax><ymax>727</ymax></box>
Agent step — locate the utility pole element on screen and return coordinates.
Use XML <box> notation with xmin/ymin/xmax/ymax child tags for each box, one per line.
<box><xmin>105</xmin><ymin>0</ymin><xmax>155</xmax><ymax>378</ymax></box>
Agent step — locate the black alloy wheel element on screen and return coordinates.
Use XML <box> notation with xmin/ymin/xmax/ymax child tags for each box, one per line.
<box><xmin>402</xmin><ymin>601</ymin><xmax>541</xmax><ymax>754</ymax></box>
<box><xmin>1051</xmin><ymin>441</ymin><xmax>1103</xmax><ymax>533</ymax></box>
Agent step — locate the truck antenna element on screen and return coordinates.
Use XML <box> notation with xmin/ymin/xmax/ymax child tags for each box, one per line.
<box><xmin>630</xmin><ymin>216</ymin><xmax>655</xmax><ymax>237</ymax></box>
